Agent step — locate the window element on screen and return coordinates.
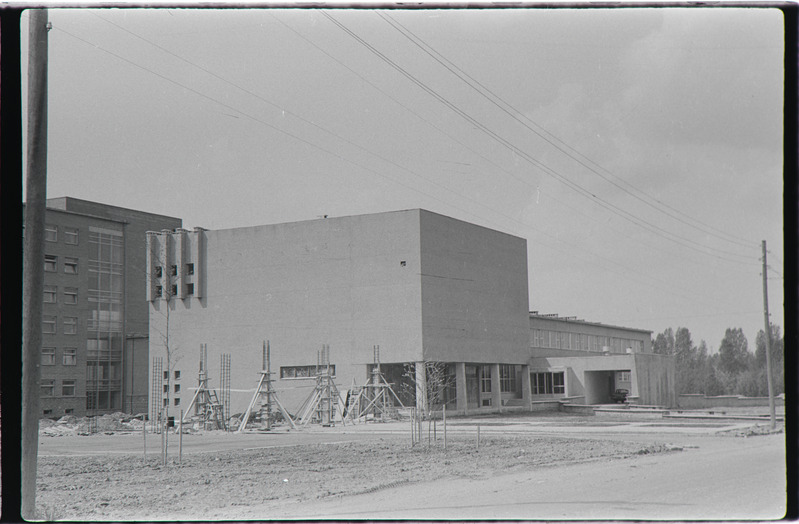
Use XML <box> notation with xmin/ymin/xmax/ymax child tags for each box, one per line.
<box><xmin>400</xmin><ymin>261</ymin><xmax>406</xmax><ymax>267</ymax></box>
<box><xmin>45</xmin><ymin>224</ymin><xmax>57</xmax><ymax>242</ymax></box>
<box><xmin>174</xmin><ymin>384</ymin><xmax>180</xmax><ymax>393</ymax></box>
<box><xmin>532</xmin><ymin>372</ymin><xmax>565</xmax><ymax>395</ymax></box>
<box><xmin>64</xmin><ymin>287</ymin><xmax>78</xmax><ymax>305</ymax></box>
<box><xmin>163</xmin><ymin>371</ymin><xmax>169</xmax><ymax>380</ymax></box>
<box><xmin>174</xmin><ymin>398</ymin><xmax>180</xmax><ymax>406</ymax></box>
<box><xmin>64</xmin><ymin>257</ymin><xmax>78</xmax><ymax>274</ymax></box>
<box><xmin>171</xmin><ymin>284</ymin><xmax>177</xmax><ymax>296</ymax></box>
<box><xmin>63</xmin><ymin>316</ymin><xmax>78</xmax><ymax>335</ymax></box>
<box><xmin>62</xmin><ymin>380</ymin><xmax>76</xmax><ymax>396</ymax></box>
<box><xmin>553</xmin><ymin>372</ymin><xmax>565</xmax><ymax>394</ymax></box>
<box><xmin>42</xmin><ymin>347</ymin><xmax>56</xmax><ymax>365</ymax></box>
<box><xmin>41</xmin><ymin>379</ymin><xmax>55</xmax><ymax>397</ymax></box>
<box><xmin>65</xmin><ymin>408</ymin><xmax>74</xmax><ymax>415</ymax></box>
<box><xmin>479</xmin><ymin>366</ymin><xmax>492</xmax><ymax>393</ymax></box>
<box><xmin>155</xmin><ymin>286</ymin><xmax>163</xmax><ymax>298</ymax></box>
<box><xmin>174</xmin><ymin>370</ymin><xmax>181</xmax><ymax>380</ymax></box>
<box><xmin>44</xmin><ymin>285</ymin><xmax>57</xmax><ymax>303</ymax></box>
<box><xmin>280</xmin><ymin>364</ymin><xmax>336</xmax><ymax>379</ymax></box>
<box><xmin>44</xmin><ymin>254</ymin><xmax>57</xmax><ymax>272</ymax></box>
<box><xmin>186</xmin><ymin>283</ymin><xmax>194</xmax><ymax>295</ymax></box>
<box><xmin>163</xmin><ymin>398</ymin><xmax>168</xmax><ymax>407</ymax></box>
<box><xmin>64</xmin><ymin>227</ymin><xmax>79</xmax><ymax>245</ymax></box>
<box><xmin>617</xmin><ymin>371</ymin><xmax>631</xmax><ymax>382</ymax></box>
<box><xmin>170</xmin><ymin>265</ymin><xmax>178</xmax><ymax>276</ymax></box>
<box><xmin>43</xmin><ymin>409</ymin><xmax>53</xmax><ymax>416</ymax></box>
<box><xmin>500</xmin><ymin>365</ymin><xmax>516</xmax><ymax>393</ymax></box>
<box><xmin>63</xmin><ymin>347</ymin><xmax>77</xmax><ymax>365</ymax></box>
<box><xmin>42</xmin><ymin>315</ymin><xmax>56</xmax><ymax>334</ymax></box>
<box><xmin>155</xmin><ymin>266</ymin><xmax>163</xmax><ymax>278</ymax></box>
<box><xmin>186</xmin><ymin>263</ymin><xmax>194</xmax><ymax>275</ymax></box>
<box><xmin>163</xmin><ymin>384</ymin><xmax>169</xmax><ymax>393</ymax></box>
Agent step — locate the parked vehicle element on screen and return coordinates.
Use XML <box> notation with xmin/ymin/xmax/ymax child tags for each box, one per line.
<box><xmin>610</xmin><ymin>388</ymin><xmax>629</xmax><ymax>403</ymax></box>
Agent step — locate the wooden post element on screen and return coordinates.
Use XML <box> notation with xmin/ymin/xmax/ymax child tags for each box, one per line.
<box><xmin>410</xmin><ymin>407</ymin><xmax>415</xmax><ymax>446</ymax></box>
<box><xmin>443</xmin><ymin>405</ymin><xmax>447</xmax><ymax>451</ymax></box>
<box><xmin>160</xmin><ymin>412</ymin><xmax>165</xmax><ymax>465</ymax></box>
<box><xmin>418</xmin><ymin>407</ymin><xmax>423</xmax><ymax>447</ymax></box>
<box><xmin>762</xmin><ymin>241</ymin><xmax>777</xmax><ymax>430</ymax></box>
<box><xmin>179</xmin><ymin>409</ymin><xmax>183</xmax><ymax>464</ymax></box>
<box><xmin>21</xmin><ymin>8</ymin><xmax>49</xmax><ymax>519</ymax></box>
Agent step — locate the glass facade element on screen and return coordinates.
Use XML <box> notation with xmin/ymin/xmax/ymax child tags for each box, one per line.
<box><xmin>86</xmin><ymin>227</ymin><xmax>124</xmax><ymax>412</ymax></box>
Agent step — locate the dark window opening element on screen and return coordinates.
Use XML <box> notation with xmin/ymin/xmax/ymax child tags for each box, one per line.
<box><xmin>186</xmin><ymin>283</ymin><xmax>194</xmax><ymax>295</ymax></box>
<box><xmin>186</xmin><ymin>263</ymin><xmax>194</xmax><ymax>275</ymax></box>
<box><xmin>155</xmin><ymin>266</ymin><xmax>163</xmax><ymax>278</ymax></box>
<box><xmin>170</xmin><ymin>265</ymin><xmax>177</xmax><ymax>276</ymax></box>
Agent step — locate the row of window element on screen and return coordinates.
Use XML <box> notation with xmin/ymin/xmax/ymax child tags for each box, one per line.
<box><xmin>154</xmin><ymin>263</ymin><xmax>194</xmax><ymax>278</ymax></box>
<box><xmin>280</xmin><ymin>364</ymin><xmax>337</xmax><ymax>379</ymax></box>
<box><xmin>44</xmin><ymin>285</ymin><xmax>79</xmax><ymax>305</ymax></box>
<box><xmin>531</xmin><ymin>329</ymin><xmax>645</xmax><ymax>353</ymax></box>
<box><xmin>44</xmin><ymin>254</ymin><xmax>79</xmax><ymax>274</ymax></box>
<box><xmin>43</xmin><ymin>315</ymin><xmax>78</xmax><ymax>335</ymax></box>
<box><xmin>154</xmin><ymin>283</ymin><xmax>194</xmax><ymax>297</ymax></box>
<box><xmin>45</xmin><ymin>225</ymin><xmax>79</xmax><ymax>245</ymax></box>
<box><xmin>532</xmin><ymin>371</ymin><xmax>565</xmax><ymax>395</ymax></box>
<box><xmin>42</xmin><ymin>346</ymin><xmax>77</xmax><ymax>366</ymax></box>
<box><xmin>478</xmin><ymin>364</ymin><xmax>518</xmax><ymax>394</ymax></box>
<box><xmin>41</xmin><ymin>379</ymin><xmax>76</xmax><ymax>397</ymax></box>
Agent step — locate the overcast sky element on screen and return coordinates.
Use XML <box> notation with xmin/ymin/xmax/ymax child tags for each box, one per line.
<box><xmin>22</xmin><ymin>6</ymin><xmax>784</xmax><ymax>351</ymax></box>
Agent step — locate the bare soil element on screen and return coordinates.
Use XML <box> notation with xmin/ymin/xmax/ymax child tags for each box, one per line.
<box><xmin>36</xmin><ymin>432</ymin><xmax>676</xmax><ymax>521</ymax></box>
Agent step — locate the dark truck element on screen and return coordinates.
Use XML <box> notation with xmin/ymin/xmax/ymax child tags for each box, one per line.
<box><xmin>610</xmin><ymin>388</ymin><xmax>629</xmax><ymax>403</ymax></box>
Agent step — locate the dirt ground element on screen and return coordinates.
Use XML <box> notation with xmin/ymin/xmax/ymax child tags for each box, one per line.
<box><xmin>36</xmin><ymin>431</ymin><xmax>676</xmax><ymax>521</ymax></box>
<box><xmin>33</xmin><ymin>407</ymin><xmax>783</xmax><ymax>521</ymax></box>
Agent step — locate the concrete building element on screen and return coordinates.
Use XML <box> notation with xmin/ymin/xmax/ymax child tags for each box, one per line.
<box><xmin>528</xmin><ymin>313</ymin><xmax>675</xmax><ymax>407</ymax></box>
<box><xmin>146</xmin><ymin>209</ymin><xmax>674</xmax><ymax>420</ymax></box>
<box><xmin>26</xmin><ymin>197</ymin><xmax>181</xmax><ymax>418</ymax></box>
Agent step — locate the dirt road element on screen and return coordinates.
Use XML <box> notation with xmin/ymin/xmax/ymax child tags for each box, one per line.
<box><xmin>243</xmin><ymin>432</ymin><xmax>785</xmax><ymax>521</ymax></box>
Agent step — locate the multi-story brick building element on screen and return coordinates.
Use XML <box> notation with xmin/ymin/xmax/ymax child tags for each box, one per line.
<box><xmin>147</xmin><ymin>209</ymin><xmax>675</xmax><ymax>421</ymax></box>
<box><xmin>26</xmin><ymin>197</ymin><xmax>181</xmax><ymax>418</ymax></box>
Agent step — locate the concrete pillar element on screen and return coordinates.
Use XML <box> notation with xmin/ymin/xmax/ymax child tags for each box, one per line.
<box><xmin>455</xmin><ymin>362</ymin><xmax>467</xmax><ymax>413</ymax></box>
<box><xmin>415</xmin><ymin>361</ymin><xmax>427</xmax><ymax>414</ymax></box>
<box><xmin>491</xmin><ymin>363</ymin><xmax>502</xmax><ymax>410</ymax></box>
<box><xmin>521</xmin><ymin>364</ymin><xmax>532</xmax><ymax>409</ymax></box>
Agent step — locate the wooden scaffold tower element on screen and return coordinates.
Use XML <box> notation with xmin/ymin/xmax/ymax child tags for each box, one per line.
<box><xmin>344</xmin><ymin>345</ymin><xmax>405</xmax><ymax>423</ymax></box>
<box><xmin>182</xmin><ymin>344</ymin><xmax>229</xmax><ymax>431</ymax></box>
<box><xmin>237</xmin><ymin>341</ymin><xmax>296</xmax><ymax>432</ymax></box>
<box><xmin>297</xmin><ymin>344</ymin><xmax>345</xmax><ymax>427</ymax></box>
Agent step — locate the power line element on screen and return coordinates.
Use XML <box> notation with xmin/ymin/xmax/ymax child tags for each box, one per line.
<box><xmin>378</xmin><ymin>12</ymin><xmax>759</xmax><ymax>251</ymax></box>
<box><xmin>322</xmin><ymin>11</ymin><xmax>759</xmax><ymax>266</ymax></box>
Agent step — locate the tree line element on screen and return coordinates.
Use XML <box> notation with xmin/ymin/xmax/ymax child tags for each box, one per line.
<box><xmin>652</xmin><ymin>324</ymin><xmax>784</xmax><ymax>397</ymax></box>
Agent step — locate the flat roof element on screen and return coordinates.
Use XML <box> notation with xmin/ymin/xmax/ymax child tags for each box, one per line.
<box><xmin>529</xmin><ymin>312</ymin><xmax>652</xmax><ymax>335</ymax></box>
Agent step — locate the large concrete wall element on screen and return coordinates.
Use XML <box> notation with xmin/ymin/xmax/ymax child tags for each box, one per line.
<box><xmin>419</xmin><ymin>210</ymin><xmax>529</xmax><ymax>364</ymax></box>
<box><xmin>150</xmin><ymin>210</ymin><xmax>426</xmax><ymax>414</ymax></box>
<box><xmin>632</xmin><ymin>353</ymin><xmax>676</xmax><ymax>407</ymax></box>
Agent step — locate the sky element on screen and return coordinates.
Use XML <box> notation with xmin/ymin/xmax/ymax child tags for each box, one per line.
<box><xmin>21</xmin><ymin>6</ymin><xmax>785</xmax><ymax>352</ymax></box>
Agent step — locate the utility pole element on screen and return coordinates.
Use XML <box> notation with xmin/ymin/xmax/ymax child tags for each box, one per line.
<box><xmin>22</xmin><ymin>8</ymin><xmax>49</xmax><ymax>519</ymax></box>
<box><xmin>762</xmin><ymin>240</ymin><xmax>776</xmax><ymax>430</ymax></box>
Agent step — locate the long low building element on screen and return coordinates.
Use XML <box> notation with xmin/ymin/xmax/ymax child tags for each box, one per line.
<box><xmin>146</xmin><ymin>209</ymin><xmax>674</xmax><ymax>422</ymax></box>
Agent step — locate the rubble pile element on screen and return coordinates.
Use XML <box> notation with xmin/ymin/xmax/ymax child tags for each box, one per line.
<box><xmin>40</xmin><ymin>412</ymin><xmax>146</xmax><ymax>437</ymax></box>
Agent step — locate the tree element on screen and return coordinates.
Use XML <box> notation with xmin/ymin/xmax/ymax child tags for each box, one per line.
<box><xmin>755</xmin><ymin>324</ymin><xmax>784</xmax><ymax>395</ymax></box>
<box><xmin>653</xmin><ymin>328</ymin><xmax>675</xmax><ymax>356</ymax></box>
<box><xmin>717</xmin><ymin>328</ymin><xmax>750</xmax><ymax>376</ymax></box>
<box><xmin>402</xmin><ymin>361</ymin><xmax>455</xmax><ymax>417</ymax></box>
